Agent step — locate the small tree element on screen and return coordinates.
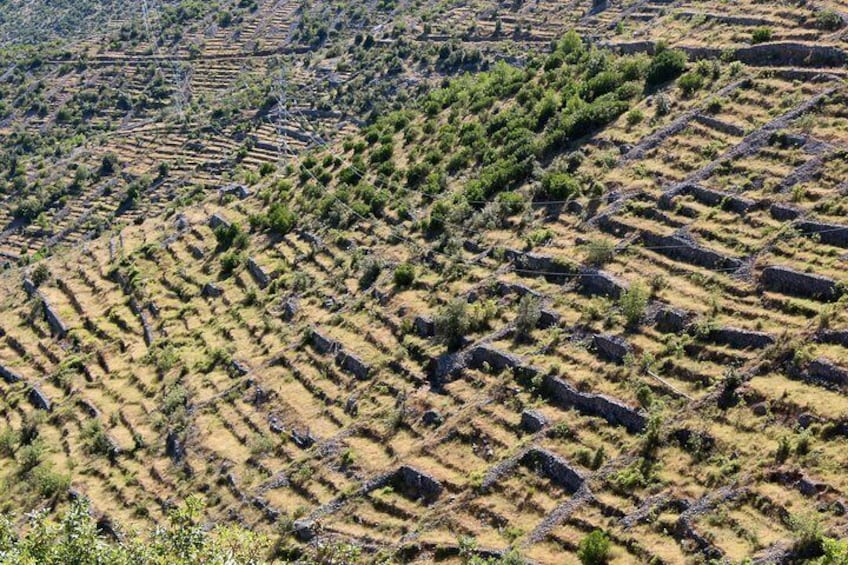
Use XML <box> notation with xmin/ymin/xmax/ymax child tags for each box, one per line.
<box><xmin>645</xmin><ymin>48</ymin><xmax>687</xmax><ymax>87</ymax></box>
<box><xmin>578</xmin><ymin>530</ymin><xmax>611</xmax><ymax>565</ymax></box>
<box><xmin>435</xmin><ymin>298</ymin><xmax>470</xmax><ymax>351</ymax></box>
<box><xmin>514</xmin><ymin>294</ymin><xmax>541</xmax><ymax>342</ymax></box>
<box><xmin>619</xmin><ymin>282</ymin><xmax>648</xmax><ymax>327</ymax></box>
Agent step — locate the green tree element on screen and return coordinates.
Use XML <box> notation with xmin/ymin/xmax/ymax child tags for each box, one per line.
<box><xmin>514</xmin><ymin>294</ymin><xmax>541</xmax><ymax>342</ymax></box>
<box><xmin>435</xmin><ymin>298</ymin><xmax>471</xmax><ymax>351</ymax></box>
<box><xmin>645</xmin><ymin>48</ymin><xmax>687</xmax><ymax>87</ymax></box>
<box><xmin>578</xmin><ymin>530</ymin><xmax>611</xmax><ymax>565</ymax></box>
<box><xmin>620</xmin><ymin>282</ymin><xmax>649</xmax><ymax>327</ymax></box>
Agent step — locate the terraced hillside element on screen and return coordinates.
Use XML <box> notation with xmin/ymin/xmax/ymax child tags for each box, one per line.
<box><xmin>1</xmin><ymin>0</ymin><xmax>848</xmax><ymax>563</ymax></box>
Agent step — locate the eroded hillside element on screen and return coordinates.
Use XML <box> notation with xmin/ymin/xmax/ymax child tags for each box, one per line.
<box><xmin>0</xmin><ymin>1</ymin><xmax>847</xmax><ymax>563</ymax></box>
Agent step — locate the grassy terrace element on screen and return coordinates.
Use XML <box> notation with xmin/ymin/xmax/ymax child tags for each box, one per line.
<box><xmin>0</xmin><ymin>0</ymin><xmax>847</xmax><ymax>563</ymax></box>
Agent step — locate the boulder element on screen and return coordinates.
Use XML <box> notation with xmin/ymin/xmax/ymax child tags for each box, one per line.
<box><xmin>282</xmin><ymin>299</ymin><xmax>299</xmax><ymax>321</ymax></box>
<box><xmin>654</xmin><ymin>306</ymin><xmax>690</xmax><ymax>333</ymax></box>
<box><xmin>806</xmin><ymin>358</ymin><xmax>848</xmax><ymax>388</ymax></box>
<box><xmin>640</xmin><ymin>231</ymin><xmax>742</xmax><ymax>271</ymax></box>
<box><xmin>761</xmin><ymin>266</ymin><xmax>841</xmax><ymax>301</ymax></box>
<box><xmin>247</xmin><ymin>257</ymin><xmax>271</xmax><ymax>288</ymax></box>
<box><xmin>208</xmin><ymin>213</ymin><xmax>230</xmax><ymax>230</ymax></box>
<box><xmin>335</xmin><ymin>350</ymin><xmax>371</xmax><ymax>380</ymax></box>
<box><xmin>543</xmin><ymin>374</ymin><xmax>646</xmax><ymax>433</ymax></box>
<box><xmin>310</xmin><ymin>329</ymin><xmax>339</xmax><ymax>355</ymax></box>
<box><xmin>538</xmin><ymin>308</ymin><xmax>560</xmax><ymax>329</ymax></box>
<box><xmin>796</xmin><ymin>220</ymin><xmax>848</xmax><ymax>248</ymax></box>
<box><xmin>593</xmin><ymin>334</ymin><xmax>631</xmax><ymax>363</ymax></box>
<box><xmin>188</xmin><ymin>244</ymin><xmax>205</xmax><ymax>259</ymax></box>
<box><xmin>422</xmin><ymin>410</ymin><xmax>443</xmax><ymax>427</ymax></box>
<box><xmin>22</xmin><ymin>278</ymin><xmax>36</xmax><ymax>296</ymax></box>
<box><xmin>413</xmin><ymin>315</ymin><xmax>435</xmax><ymax>338</ymax></box>
<box><xmin>818</xmin><ymin>330</ymin><xmax>848</xmax><ymax>348</ymax></box>
<box><xmin>219</xmin><ymin>183</ymin><xmax>251</xmax><ymax>200</ymax></box>
<box><xmin>293</xmin><ymin>519</ymin><xmax>316</xmax><ymax>541</ymax></box>
<box><xmin>27</xmin><ymin>386</ymin><xmax>51</xmax><ymax>411</ymax></box>
<box><xmin>201</xmin><ymin>283</ymin><xmax>223</xmax><ymax>298</ymax></box>
<box><xmin>706</xmin><ymin>327</ymin><xmax>775</xmax><ymax>349</ymax></box>
<box><xmin>229</xmin><ymin>359</ymin><xmax>250</xmax><ymax>377</ymax></box>
<box><xmin>504</xmin><ymin>249</ymin><xmax>575</xmax><ymax>282</ymax></box>
<box><xmin>395</xmin><ymin>465</ymin><xmax>443</xmax><ymax>503</ymax></box>
<box><xmin>520</xmin><ymin>448</ymin><xmax>584</xmax><ymax>492</ymax></box>
<box><xmin>578</xmin><ymin>268</ymin><xmax>627</xmax><ymax>299</ymax></box>
<box><xmin>42</xmin><ymin>298</ymin><xmax>69</xmax><ymax>338</ymax></box>
<box><xmin>0</xmin><ymin>365</ymin><xmax>22</xmax><ymax>384</ymax></box>
<box><xmin>291</xmin><ymin>428</ymin><xmax>316</xmax><ymax>449</ymax></box>
<box><xmin>679</xmin><ymin>183</ymin><xmax>755</xmax><ymax>215</ymax></box>
<box><xmin>297</xmin><ymin>230</ymin><xmax>324</xmax><ymax>249</ymax></box>
<box><xmin>469</xmin><ymin>344</ymin><xmax>522</xmax><ymax>373</ymax></box>
<box><xmin>166</xmin><ymin>431</ymin><xmax>184</xmax><ymax>462</ymax></box>
<box><xmin>520</xmin><ymin>410</ymin><xmax>547</xmax><ymax>433</ymax></box>
<box><xmin>770</xmin><ymin>203</ymin><xmax>800</xmax><ymax>221</ymax></box>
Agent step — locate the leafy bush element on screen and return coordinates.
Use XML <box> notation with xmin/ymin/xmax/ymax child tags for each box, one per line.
<box><xmin>541</xmin><ymin>172</ymin><xmax>580</xmax><ymax>200</ymax></box>
<box><xmin>816</xmin><ymin>10</ymin><xmax>844</xmax><ymax>31</ymax></box>
<box><xmin>620</xmin><ymin>282</ymin><xmax>649</xmax><ymax>327</ymax></box>
<box><xmin>266</xmin><ymin>203</ymin><xmax>296</xmax><ymax>234</ymax></box>
<box><xmin>435</xmin><ymin>298</ymin><xmax>471</xmax><ymax>351</ymax></box>
<box><xmin>583</xmin><ymin>238</ymin><xmax>615</xmax><ymax>266</ymax></box>
<box><xmin>0</xmin><ymin>497</ymin><xmax>268</xmax><ymax>564</ymax></box>
<box><xmin>751</xmin><ymin>27</ymin><xmax>773</xmax><ymax>44</ymax></box>
<box><xmin>645</xmin><ymin>48</ymin><xmax>687</xmax><ymax>87</ymax></box>
<box><xmin>625</xmin><ymin>109</ymin><xmax>644</xmax><ymax>126</ymax></box>
<box><xmin>214</xmin><ymin>223</ymin><xmax>248</xmax><ymax>251</ymax></box>
<box><xmin>514</xmin><ymin>294</ymin><xmax>541</xmax><ymax>342</ymax></box>
<box><xmin>677</xmin><ymin>71</ymin><xmax>704</xmax><ymax>96</ymax></box>
<box><xmin>578</xmin><ymin>530</ymin><xmax>611</xmax><ymax>565</ymax></box>
<box><xmin>30</xmin><ymin>263</ymin><xmax>50</xmax><ymax>287</ymax></box>
<box><xmin>393</xmin><ymin>263</ymin><xmax>415</xmax><ymax>288</ymax></box>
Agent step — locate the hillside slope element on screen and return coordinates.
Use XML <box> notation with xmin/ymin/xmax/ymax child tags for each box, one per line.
<box><xmin>0</xmin><ymin>0</ymin><xmax>848</xmax><ymax>563</ymax></box>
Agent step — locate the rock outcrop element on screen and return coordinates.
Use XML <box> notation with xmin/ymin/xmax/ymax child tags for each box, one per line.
<box><xmin>394</xmin><ymin>465</ymin><xmax>443</xmax><ymax>503</ymax></box>
<box><xmin>543</xmin><ymin>374</ymin><xmax>646</xmax><ymax>433</ymax></box>
<box><xmin>706</xmin><ymin>327</ymin><xmax>775</xmax><ymax>350</ymax></box>
<box><xmin>796</xmin><ymin>220</ymin><xmax>848</xmax><ymax>248</ymax></box>
<box><xmin>761</xmin><ymin>266</ymin><xmax>841</xmax><ymax>301</ymax></box>
<box><xmin>28</xmin><ymin>386</ymin><xmax>51</xmax><ymax>411</ymax></box>
<box><xmin>0</xmin><ymin>365</ymin><xmax>22</xmax><ymax>384</ymax></box>
<box><xmin>520</xmin><ymin>410</ymin><xmax>547</xmax><ymax>433</ymax></box>
<box><xmin>520</xmin><ymin>448</ymin><xmax>584</xmax><ymax>492</ymax></box>
<box><xmin>247</xmin><ymin>257</ymin><xmax>272</xmax><ymax>288</ymax></box>
<box><xmin>578</xmin><ymin>268</ymin><xmax>627</xmax><ymax>299</ymax></box>
<box><xmin>593</xmin><ymin>334</ymin><xmax>631</xmax><ymax>363</ymax></box>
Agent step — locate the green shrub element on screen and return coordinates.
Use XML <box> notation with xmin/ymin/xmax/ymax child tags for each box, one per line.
<box><xmin>541</xmin><ymin>172</ymin><xmax>580</xmax><ymax>199</ymax></box>
<box><xmin>816</xmin><ymin>10</ymin><xmax>843</xmax><ymax>31</ymax></box>
<box><xmin>677</xmin><ymin>71</ymin><xmax>704</xmax><ymax>96</ymax></box>
<box><xmin>266</xmin><ymin>203</ymin><xmax>296</xmax><ymax>234</ymax></box>
<box><xmin>435</xmin><ymin>298</ymin><xmax>471</xmax><ymax>351</ymax></box>
<box><xmin>514</xmin><ymin>294</ymin><xmax>541</xmax><ymax>342</ymax></box>
<box><xmin>393</xmin><ymin>263</ymin><xmax>415</xmax><ymax>288</ymax></box>
<box><xmin>578</xmin><ymin>530</ymin><xmax>611</xmax><ymax>565</ymax></box>
<box><xmin>620</xmin><ymin>282</ymin><xmax>649</xmax><ymax>327</ymax></box>
<box><xmin>751</xmin><ymin>27</ymin><xmax>773</xmax><ymax>44</ymax></box>
<box><xmin>625</xmin><ymin>109</ymin><xmax>644</xmax><ymax>126</ymax></box>
<box><xmin>583</xmin><ymin>238</ymin><xmax>615</xmax><ymax>266</ymax></box>
<box><xmin>30</xmin><ymin>263</ymin><xmax>51</xmax><ymax>287</ymax></box>
<box><xmin>645</xmin><ymin>48</ymin><xmax>687</xmax><ymax>87</ymax></box>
